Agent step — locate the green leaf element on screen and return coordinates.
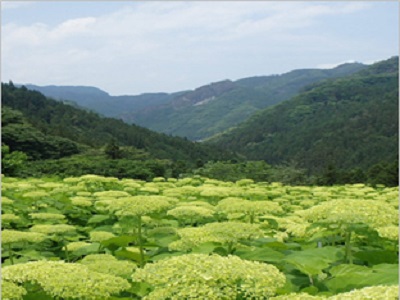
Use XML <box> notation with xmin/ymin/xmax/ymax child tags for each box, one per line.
<box><xmin>87</xmin><ymin>214</ymin><xmax>110</xmax><ymax>224</ymax></box>
<box><xmin>101</xmin><ymin>235</ymin><xmax>136</xmax><ymax>248</ymax></box>
<box><xmin>326</xmin><ymin>263</ymin><xmax>399</xmax><ymax>293</ymax></box>
<box><xmin>284</xmin><ymin>247</ymin><xmax>343</xmax><ymax>276</ymax></box>
<box><xmin>150</xmin><ymin>251</ymin><xmax>185</xmax><ymax>262</ymax></box>
<box><xmin>354</xmin><ymin>250</ymin><xmax>398</xmax><ymax>265</ymax></box>
<box><xmin>329</xmin><ymin>264</ymin><xmax>369</xmax><ymax>277</ymax></box>
<box><xmin>71</xmin><ymin>243</ymin><xmax>101</xmax><ymax>257</ymax></box>
<box><xmin>372</xmin><ymin>263</ymin><xmax>399</xmax><ymax>273</ymax></box>
<box><xmin>192</xmin><ymin>242</ymin><xmax>222</xmax><ymax>254</ymax></box>
<box><xmin>14</xmin><ymin>249</ymin><xmax>46</xmax><ymax>260</ymax></box>
<box><xmin>115</xmin><ymin>249</ymin><xmax>146</xmax><ymax>263</ymax></box>
<box><xmin>236</xmin><ymin>247</ymin><xmax>285</xmax><ymax>262</ymax></box>
<box><xmin>151</xmin><ymin>235</ymin><xmax>178</xmax><ymax>247</ymax></box>
<box><xmin>24</xmin><ymin>291</ymin><xmax>54</xmax><ymax>300</ymax></box>
<box><xmin>300</xmin><ymin>285</ymin><xmax>319</xmax><ymax>295</ymax></box>
<box><xmin>127</xmin><ymin>282</ymin><xmax>153</xmax><ymax>297</ymax></box>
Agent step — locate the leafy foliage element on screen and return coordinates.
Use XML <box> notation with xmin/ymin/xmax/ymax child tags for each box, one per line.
<box><xmin>209</xmin><ymin>57</ymin><xmax>399</xmax><ymax>185</ymax></box>
<box><xmin>1</xmin><ymin>175</ymin><xmax>398</xmax><ymax>299</ymax></box>
<box><xmin>1</xmin><ymin>83</ymin><xmax>234</xmax><ymax>168</ymax></box>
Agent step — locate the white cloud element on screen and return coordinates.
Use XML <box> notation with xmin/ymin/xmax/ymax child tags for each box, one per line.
<box><xmin>317</xmin><ymin>60</ymin><xmax>357</xmax><ymax>69</ymax></box>
<box><xmin>1</xmin><ymin>1</ymin><xmax>393</xmax><ymax>95</ymax></box>
<box><xmin>1</xmin><ymin>1</ymin><xmax>36</xmax><ymax>10</ymax></box>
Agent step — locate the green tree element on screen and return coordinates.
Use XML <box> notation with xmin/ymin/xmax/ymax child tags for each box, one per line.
<box><xmin>104</xmin><ymin>139</ymin><xmax>122</xmax><ymax>159</ymax></box>
<box><xmin>1</xmin><ymin>144</ymin><xmax>28</xmax><ymax>176</ymax></box>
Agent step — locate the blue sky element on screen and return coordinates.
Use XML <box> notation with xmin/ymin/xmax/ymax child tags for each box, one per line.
<box><xmin>2</xmin><ymin>1</ymin><xmax>398</xmax><ymax>95</ymax></box>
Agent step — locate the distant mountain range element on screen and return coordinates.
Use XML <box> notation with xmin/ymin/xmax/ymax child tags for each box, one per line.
<box><xmin>23</xmin><ymin>62</ymin><xmax>367</xmax><ymax>141</ymax></box>
<box><xmin>4</xmin><ymin>56</ymin><xmax>398</xmax><ymax>182</ymax></box>
<box><xmin>208</xmin><ymin>56</ymin><xmax>399</xmax><ymax>174</ymax></box>
<box><xmin>1</xmin><ymin>83</ymin><xmax>232</xmax><ymax>164</ymax></box>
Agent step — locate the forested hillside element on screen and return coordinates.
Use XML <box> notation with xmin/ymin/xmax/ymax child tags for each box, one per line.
<box><xmin>24</xmin><ymin>63</ymin><xmax>366</xmax><ymax>141</ymax></box>
<box><xmin>1</xmin><ymin>83</ymin><xmax>234</xmax><ymax>178</ymax></box>
<box><xmin>208</xmin><ymin>57</ymin><xmax>398</xmax><ymax>183</ymax></box>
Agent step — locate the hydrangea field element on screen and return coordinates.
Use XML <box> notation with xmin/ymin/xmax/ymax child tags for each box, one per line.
<box><xmin>1</xmin><ymin>175</ymin><xmax>398</xmax><ymax>299</ymax></box>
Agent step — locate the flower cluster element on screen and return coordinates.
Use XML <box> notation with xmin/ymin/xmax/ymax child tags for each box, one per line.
<box><xmin>2</xmin><ymin>230</ymin><xmax>46</xmax><ymax>244</ymax></box>
<box><xmin>167</xmin><ymin>206</ymin><xmax>215</xmax><ymax>224</ymax></box>
<box><xmin>169</xmin><ymin>221</ymin><xmax>264</xmax><ymax>251</ymax></box>
<box><xmin>29</xmin><ymin>213</ymin><xmax>66</xmax><ymax>220</ymax></box>
<box><xmin>30</xmin><ymin>224</ymin><xmax>75</xmax><ymax>234</ymax></box>
<box><xmin>267</xmin><ymin>215</ymin><xmax>312</xmax><ymax>238</ymax></box>
<box><xmin>1</xmin><ymin>280</ymin><xmax>27</xmax><ymax>300</ymax></box>
<box><xmin>132</xmin><ymin>253</ymin><xmax>286</xmax><ymax>299</ymax></box>
<box><xmin>102</xmin><ymin>195</ymin><xmax>176</xmax><ymax>217</ymax></box>
<box><xmin>80</xmin><ymin>254</ymin><xmax>136</xmax><ymax>278</ymax></box>
<box><xmin>64</xmin><ymin>241</ymin><xmax>92</xmax><ymax>252</ymax></box>
<box><xmin>271</xmin><ymin>293</ymin><xmax>324</xmax><ymax>300</ymax></box>
<box><xmin>298</xmin><ymin>199</ymin><xmax>398</xmax><ymax>229</ymax></box>
<box><xmin>2</xmin><ymin>260</ymin><xmax>130</xmax><ymax>299</ymax></box>
<box><xmin>328</xmin><ymin>285</ymin><xmax>398</xmax><ymax>300</ymax></box>
<box><xmin>1</xmin><ymin>214</ymin><xmax>21</xmax><ymax>223</ymax></box>
<box><xmin>22</xmin><ymin>191</ymin><xmax>50</xmax><ymax>198</ymax></box>
<box><xmin>2</xmin><ymin>197</ymin><xmax>14</xmax><ymax>205</ymax></box>
<box><xmin>89</xmin><ymin>231</ymin><xmax>115</xmax><ymax>242</ymax></box>
<box><xmin>93</xmin><ymin>190</ymin><xmax>130</xmax><ymax>198</ymax></box>
<box><xmin>217</xmin><ymin>197</ymin><xmax>283</xmax><ymax>216</ymax></box>
<box><xmin>376</xmin><ymin>226</ymin><xmax>399</xmax><ymax>241</ymax></box>
<box><xmin>70</xmin><ymin>197</ymin><xmax>92</xmax><ymax>207</ymax></box>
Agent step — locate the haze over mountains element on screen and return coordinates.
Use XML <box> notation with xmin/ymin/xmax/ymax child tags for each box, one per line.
<box><xmin>23</xmin><ymin>62</ymin><xmax>367</xmax><ymax>141</ymax></box>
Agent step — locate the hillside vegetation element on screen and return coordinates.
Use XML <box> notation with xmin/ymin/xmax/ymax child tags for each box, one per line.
<box><xmin>25</xmin><ymin>63</ymin><xmax>366</xmax><ymax>141</ymax></box>
<box><xmin>208</xmin><ymin>57</ymin><xmax>398</xmax><ymax>182</ymax></box>
<box><xmin>1</xmin><ymin>83</ymin><xmax>235</xmax><ymax>179</ymax></box>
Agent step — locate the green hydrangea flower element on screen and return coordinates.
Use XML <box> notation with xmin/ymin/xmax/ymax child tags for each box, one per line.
<box><xmin>217</xmin><ymin>197</ymin><xmax>283</xmax><ymax>222</ymax></box>
<box><xmin>1</xmin><ymin>280</ymin><xmax>27</xmax><ymax>300</ymax></box>
<box><xmin>2</xmin><ymin>197</ymin><xmax>14</xmax><ymax>205</ymax></box>
<box><xmin>103</xmin><ymin>196</ymin><xmax>176</xmax><ymax>217</ymax></box>
<box><xmin>80</xmin><ymin>254</ymin><xmax>136</xmax><ymax>278</ymax></box>
<box><xmin>71</xmin><ymin>198</ymin><xmax>92</xmax><ymax>207</ymax></box>
<box><xmin>64</xmin><ymin>241</ymin><xmax>92</xmax><ymax>252</ymax></box>
<box><xmin>89</xmin><ymin>231</ymin><xmax>115</xmax><ymax>242</ymax></box>
<box><xmin>22</xmin><ymin>191</ymin><xmax>50</xmax><ymax>198</ymax></box>
<box><xmin>2</xmin><ymin>260</ymin><xmax>130</xmax><ymax>300</ymax></box>
<box><xmin>271</xmin><ymin>293</ymin><xmax>324</xmax><ymax>300</ymax></box>
<box><xmin>376</xmin><ymin>226</ymin><xmax>399</xmax><ymax>241</ymax></box>
<box><xmin>1</xmin><ymin>214</ymin><xmax>21</xmax><ymax>223</ymax></box>
<box><xmin>29</xmin><ymin>213</ymin><xmax>66</xmax><ymax>220</ymax></box>
<box><xmin>169</xmin><ymin>221</ymin><xmax>264</xmax><ymax>251</ymax></box>
<box><xmin>93</xmin><ymin>190</ymin><xmax>130</xmax><ymax>198</ymax></box>
<box><xmin>298</xmin><ymin>199</ymin><xmax>398</xmax><ymax>229</ymax></box>
<box><xmin>2</xmin><ymin>230</ymin><xmax>46</xmax><ymax>244</ymax></box>
<box><xmin>167</xmin><ymin>206</ymin><xmax>215</xmax><ymax>223</ymax></box>
<box><xmin>132</xmin><ymin>253</ymin><xmax>286</xmax><ymax>299</ymax></box>
<box><xmin>30</xmin><ymin>224</ymin><xmax>76</xmax><ymax>234</ymax></box>
<box><xmin>328</xmin><ymin>285</ymin><xmax>398</xmax><ymax>300</ymax></box>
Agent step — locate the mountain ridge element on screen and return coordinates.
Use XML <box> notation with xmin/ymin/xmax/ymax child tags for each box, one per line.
<box><xmin>207</xmin><ymin>56</ymin><xmax>399</xmax><ymax>175</ymax></box>
<box><xmin>22</xmin><ymin>61</ymin><xmax>367</xmax><ymax>141</ymax></box>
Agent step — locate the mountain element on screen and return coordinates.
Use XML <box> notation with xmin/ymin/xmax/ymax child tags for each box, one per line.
<box><xmin>22</xmin><ymin>84</ymin><xmax>174</xmax><ymax>118</ymax></box>
<box><xmin>23</xmin><ymin>62</ymin><xmax>367</xmax><ymax>141</ymax></box>
<box><xmin>207</xmin><ymin>57</ymin><xmax>399</xmax><ymax>175</ymax></box>
<box><xmin>1</xmin><ymin>83</ymin><xmax>233</xmax><ymax>164</ymax></box>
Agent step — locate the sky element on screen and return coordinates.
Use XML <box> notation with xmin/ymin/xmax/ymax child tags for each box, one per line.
<box><xmin>1</xmin><ymin>1</ymin><xmax>398</xmax><ymax>96</ymax></box>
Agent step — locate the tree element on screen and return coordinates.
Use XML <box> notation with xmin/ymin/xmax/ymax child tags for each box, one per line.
<box><xmin>1</xmin><ymin>144</ymin><xmax>28</xmax><ymax>176</ymax></box>
<box><xmin>104</xmin><ymin>139</ymin><xmax>122</xmax><ymax>159</ymax></box>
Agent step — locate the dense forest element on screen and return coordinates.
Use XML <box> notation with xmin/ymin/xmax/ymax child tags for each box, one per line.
<box><xmin>2</xmin><ymin>57</ymin><xmax>398</xmax><ymax>186</ymax></box>
<box><xmin>208</xmin><ymin>57</ymin><xmax>398</xmax><ymax>186</ymax></box>
<box><xmin>25</xmin><ymin>62</ymin><xmax>366</xmax><ymax>141</ymax></box>
<box><xmin>1</xmin><ymin>83</ymin><xmax>236</xmax><ymax>179</ymax></box>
